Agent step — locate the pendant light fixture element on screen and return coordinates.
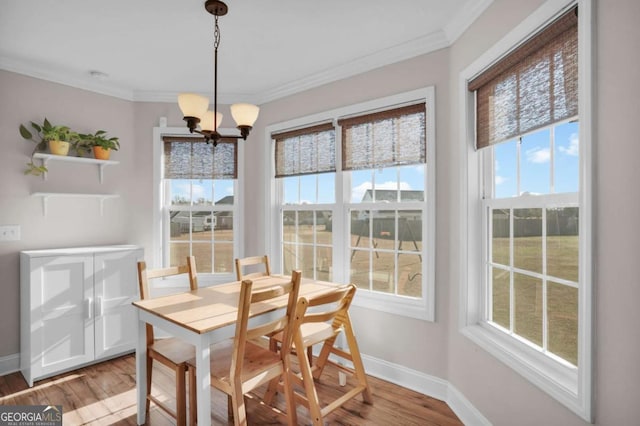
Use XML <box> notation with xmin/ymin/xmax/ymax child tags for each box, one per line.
<box><xmin>178</xmin><ymin>0</ymin><xmax>259</xmax><ymax>146</ymax></box>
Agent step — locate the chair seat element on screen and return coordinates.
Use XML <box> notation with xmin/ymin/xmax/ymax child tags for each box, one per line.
<box><xmin>150</xmin><ymin>337</ymin><xmax>195</xmax><ymax>365</ymax></box>
<box><xmin>272</xmin><ymin>322</ymin><xmax>339</xmax><ymax>349</ymax></box>
<box><xmin>189</xmin><ymin>340</ymin><xmax>283</xmax><ymax>390</ymax></box>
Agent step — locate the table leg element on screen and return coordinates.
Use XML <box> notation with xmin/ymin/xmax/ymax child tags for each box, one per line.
<box><xmin>136</xmin><ymin>316</ymin><xmax>147</xmax><ymax>425</ymax></box>
<box><xmin>195</xmin><ymin>337</ymin><xmax>211</xmax><ymax>426</ymax></box>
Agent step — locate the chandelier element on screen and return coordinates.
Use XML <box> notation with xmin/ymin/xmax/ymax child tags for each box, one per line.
<box><xmin>178</xmin><ymin>0</ymin><xmax>259</xmax><ymax>146</ymax></box>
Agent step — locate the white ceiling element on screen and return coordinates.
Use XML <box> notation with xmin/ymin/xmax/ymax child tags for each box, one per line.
<box><xmin>0</xmin><ymin>0</ymin><xmax>492</xmax><ymax>104</ymax></box>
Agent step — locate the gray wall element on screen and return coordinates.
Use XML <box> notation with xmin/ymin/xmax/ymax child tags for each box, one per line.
<box><xmin>0</xmin><ymin>72</ymin><xmax>136</xmax><ymax>355</ymax></box>
<box><xmin>446</xmin><ymin>0</ymin><xmax>640</xmax><ymax>425</ymax></box>
<box><xmin>0</xmin><ymin>0</ymin><xmax>639</xmax><ymax>424</ymax></box>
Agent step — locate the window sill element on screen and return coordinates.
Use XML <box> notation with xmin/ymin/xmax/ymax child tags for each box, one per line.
<box><xmin>460</xmin><ymin>323</ymin><xmax>590</xmax><ymax>421</ymax></box>
<box><xmin>353</xmin><ymin>289</ymin><xmax>433</xmax><ymax>321</ymax></box>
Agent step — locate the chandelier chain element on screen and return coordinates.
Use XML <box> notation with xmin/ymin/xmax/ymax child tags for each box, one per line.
<box><xmin>214</xmin><ymin>14</ymin><xmax>220</xmax><ymax>50</ymax></box>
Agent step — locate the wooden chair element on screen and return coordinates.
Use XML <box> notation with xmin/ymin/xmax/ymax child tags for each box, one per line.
<box><xmin>234</xmin><ymin>255</ymin><xmax>271</xmax><ymax>281</ymax></box>
<box><xmin>235</xmin><ymin>255</ymin><xmax>314</xmax><ymax>366</ymax></box>
<box><xmin>137</xmin><ymin>257</ymin><xmax>198</xmax><ymax>426</ymax></box>
<box><xmin>266</xmin><ymin>284</ymin><xmax>373</xmax><ymax>425</ymax></box>
<box><xmin>188</xmin><ymin>271</ymin><xmax>302</xmax><ymax>426</ymax></box>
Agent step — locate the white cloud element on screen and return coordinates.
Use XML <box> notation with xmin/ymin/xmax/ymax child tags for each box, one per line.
<box><xmin>526</xmin><ymin>147</ymin><xmax>550</xmax><ymax>163</ymax></box>
<box><xmin>559</xmin><ymin>132</ymin><xmax>579</xmax><ymax>156</ymax></box>
<box><xmin>495</xmin><ymin>175</ymin><xmax>506</xmax><ymax>185</ymax></box>
<box><xmin>191</xmin><ymin>183</ymin><xmax>206</xmax><ymax>199</ymax></box>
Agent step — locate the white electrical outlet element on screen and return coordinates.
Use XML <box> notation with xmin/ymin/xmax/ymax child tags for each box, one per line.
<box><xmin>0</xmin><ymin>225</ymin><xmax>21</xmax><ymax>242</ymax></box>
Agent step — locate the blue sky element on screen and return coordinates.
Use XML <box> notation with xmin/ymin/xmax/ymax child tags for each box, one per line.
<box><xmin>494</xmin><ymin>121</ymin><xmax>579</xmax><ymax>198</ymax></box>
<box><xmin>282</xmin><ymin>164</ymin><xmax>426</xmax><ymax>204</ymax></box>
<box><xmin>168</xmin><ymin>123</ymin><xmax>576</xmax><ymax>205</ymax></box>
<box><xmin>170</xmin><ymin>179</ymin><xmax>234</xmax><ymax>204</ymax></box>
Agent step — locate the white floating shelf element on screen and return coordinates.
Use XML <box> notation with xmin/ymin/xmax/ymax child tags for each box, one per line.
<box><xmin>33</xmin><ymin>153</ymin><xmax>119</xmax><ymax>183</ymax></box>
<box><xmin>32</xmin><ymin>192</ymin><xmax>120</xmax><ymax>216</ymax></box>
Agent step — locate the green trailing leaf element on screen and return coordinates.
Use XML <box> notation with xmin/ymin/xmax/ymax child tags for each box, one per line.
<box><xmin>43</xmin><ymin>118</ymin><xmax>51</xmax><ymax>131</ymax></box>
<box><xmin>30</xmin><ymin>121</ymin><xmax>42</xmax><ymax>132</ymax></box>
<box><xmin>19</xmin><ymin>124</ymin><xmax>33</xmax><ymax>140</ymax></box>
<box><xmin>24</xmin><ymin>161</ymin><xmax>47</xmax><ymax>176</ymax></box>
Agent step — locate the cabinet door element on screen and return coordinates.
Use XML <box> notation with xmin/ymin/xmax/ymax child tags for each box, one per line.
<box><xmin>30</xmin><ymin>255</ymin><xmax>94</xmax><ymax>379</ymax></box>
<box><xmin>93</xmin><ymin>249</ymin><xmax>143</xmax><ymax>359</ymax></box>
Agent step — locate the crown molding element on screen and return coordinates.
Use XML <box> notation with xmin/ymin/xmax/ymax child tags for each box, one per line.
<box><xmin>254</xmin><ymin>30</ymin><xmax>450</xmax><ymax>105</ymax></box>
<box><xmin>0</xmin><ymin>55</ymin><xmax>134</xmax><ymax>101</ymax></box>
<box><xmin>1</xmin><ymin>2</ymin><xmax>493</xmax><ymax>105</ymax></box>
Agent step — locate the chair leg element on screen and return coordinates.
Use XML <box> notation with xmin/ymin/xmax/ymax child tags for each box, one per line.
<box><xmin>230</xmin><ymin>380</ymin><xmax>247</xmax><ymax>426</ymax></box>
<box><xmin>146</xmin><ymin>356</ymin><xmax>153</xmax><ymax>413</ymax></box>
<box><xmin>297</xmin><ymin>344</ymin><xmax>323</xmax><ymax>426</ymax></box>
<box><xmin>176</xmin><ymin>364</ymin><xmax>187</xmax><ymax>426</ymax></box>
<box><xmin>263</xmin><ymin>375</ymin><xmax>279</xmax><ymax>405</ymax></box>
<box><xmin>312</xmin><ymin>335</ymin><xmax>338</xmax><ymax>380</ymax></box>
<box><xmin>306</xmin><ymin>345</ymin><xmax>313</xmax><ymax>366</ymax></box>
<box><xmin>227</xmin><ymin>395</ymin><xmax>234</xmax><ymax>420</ymax></box>
<box><xmin>188</xmin><ymin>366</ymin><xmax>197</xmax><ymax>426</ymax></box>
<box><xmin>282</xmin><ymin>355</ymin><xmax>298</xmax><ymax>426</ymax></box>
<box><xmin>343</xmin><ymin>320</ymin><xmax>373</xmax><ymax>404</ymax></box>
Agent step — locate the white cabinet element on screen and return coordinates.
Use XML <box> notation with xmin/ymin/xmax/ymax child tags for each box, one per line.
<box><xmin>20</xmin><ymin>245</ymin><xmax>143</xmax><ymax>386</ymax></box>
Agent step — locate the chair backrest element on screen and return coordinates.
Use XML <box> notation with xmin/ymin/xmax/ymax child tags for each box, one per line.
<box><xmin>236</xmin><ymin>254</ymin><xmax>271</xmax><ymax>281</ymax></box>
<box><xmin>137</xmin><ymin>256</ymin><xmax>198</xmax><ymax>342</ymax></box>
<box><xmin>230</xmin><ymin>270</ymin><xmax>302</xmax><ymax>380</ymax></box>
<box><xmin>290</xmin><ymin>284</ymin><xmax>356</xmax><ymax>347</ymax></box>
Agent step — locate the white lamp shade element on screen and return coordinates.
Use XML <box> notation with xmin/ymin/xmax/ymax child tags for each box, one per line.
<box><xmin>230</xmin><ymin>103</ymin><xmax>260</xmax><ymax>127</ymax></box>
<box><xmin>178</xmin><ymin>93</ymin><xmax>209</xmax><ymax>119</ymax></box>
<box><xmin>200</xmin><ymin>111</ymin><xmax>223</xmax><ymax>132</ymax></box>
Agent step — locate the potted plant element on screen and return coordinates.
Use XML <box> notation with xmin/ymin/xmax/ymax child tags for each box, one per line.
<box><xmin>79</xmin><ymin>130</ymin><xmax>120</xmax><ymax>160</ymax></box>
<box><xmin>19</xmin><ymin>118</ymin><xmax>80</xmax><ymax>175</ymax></box>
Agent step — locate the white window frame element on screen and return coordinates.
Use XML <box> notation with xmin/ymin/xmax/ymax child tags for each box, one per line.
<box><xmin>152</xmin><ymin>126</ymin><xmax>244</xmax><ymax>288</ymax></box>
<box><xmin>458</xmin><ymin>0</ymin><xmax>593</xmax><ymax>421</ymax></box>
<box><xmin>265</xmin><ymin>87</ymin><xmax>436</xmax><ymax>321</ymax></box>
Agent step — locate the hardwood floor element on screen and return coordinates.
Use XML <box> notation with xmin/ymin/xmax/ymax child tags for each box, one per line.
<box><xmin>0</xmin><ymin>354</ymin><xmax>462</xmax><ymax>425</ymax></box>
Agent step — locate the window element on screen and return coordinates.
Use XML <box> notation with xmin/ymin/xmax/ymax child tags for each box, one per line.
<box><xmin>269</xmin><ymin>88</ymin><xmax>435</xmax><ymax>320</ymax></box>
<box><xmin>460</xmin><ymin>0</ymin><xmax>593</xmax><ymax>420</ymax></box>
<box><xmin>274</xmin><ymin>123</ymin><xmax>336</xmax><ymax>282</ymax></box>
<box><xmin>485</xmin><ymin>121</ymin><xmax>579</xmax><ymax>365</ymax></box>
<box><xmin>340</xmin><ymin>104</ymin><xmax>427</xmax><ymax>299</ymax></box>
<box><xmin>158</xmin><ymin>135</ymin><xmax>239</xmax><ymax>279</ymax></box>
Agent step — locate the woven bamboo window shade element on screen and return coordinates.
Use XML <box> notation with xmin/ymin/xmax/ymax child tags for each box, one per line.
<box><xmin>163</xmin><ymin>136</ymin><xmax>238</xmax><ymax>179</ymax></box>
<box><xmin>272</xmin><ymin>122</ymin><xmax>336</xmax><ymax>178</ymax></box>
<box><xmin>469</xmin><ymin>7</ymin><xmax>578</xmax><ymax>150</ymax></box>
<box><xmin>338</xmin><ymin>103</ymin><xmax>426</xmax><ymax>171</ymax></box>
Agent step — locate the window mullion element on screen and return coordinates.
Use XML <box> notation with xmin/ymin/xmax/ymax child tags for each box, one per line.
<box><xmin>542</xmin><ymin>207</ymin><xmax>549</xmax><ymax>352</ymax></box>
<box><xmin>509</xmin><ymin>207</ymin><xmax>515</xmax><ymax>334</ymax></box>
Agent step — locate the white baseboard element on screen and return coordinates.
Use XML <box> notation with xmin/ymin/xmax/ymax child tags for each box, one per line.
<box><xmin>361</xmin><ymin>353</ymin><xmax>491</xmax><ymax>426</ymax></box>
<box><xmin>447</xmin><ymin>384</ymin><xmax>492</xmax><ymax>426</ymax></box>
<box><xmin>0</xmin><ymin>353</ymin><xmax>20</xmax><ymax>376</ymax></box>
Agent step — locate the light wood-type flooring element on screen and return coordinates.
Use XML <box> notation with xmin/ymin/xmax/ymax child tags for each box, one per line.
<box><xmin>0</xmin><ymin>354</ymin><xmax>462</xmax><ymax>425</ymax></box>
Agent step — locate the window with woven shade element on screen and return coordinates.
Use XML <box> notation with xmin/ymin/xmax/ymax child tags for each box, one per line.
<box><xmin>270</xmin><ymin>87</ymin><xmax>435</xmax><ymax>321</ymax></box>
<box><xmin>164</xmin><ymin>136</ymin><xmax>237</xmax><ymax>180</ymax></box>
<box><xmin>272</xmin><ymin>123</ymin><xmax>336</xmax><ymax>283</ymax></box>
<box><xmin>469</xmin><ymin>7</ymin><xmax>578</xmax><ymax>150</ymax></box>
<box><xmin>339</xmin><ymin>103</ymin><xmax>426</xmax><ymax>171</ymax></box>
<box><xmin>161</xmin><ymin>136</ymin><xmax>238</xmax><ymax>275</ymax></box>
<box><xmin>273</xmin><ymin>123</ymin><xmax>335</xmax><ymax>178</ymax></box>
<box><xmin>460</xmin><ymin>2</ymin><xmax>594</xmax><ymax>420</ymax></box>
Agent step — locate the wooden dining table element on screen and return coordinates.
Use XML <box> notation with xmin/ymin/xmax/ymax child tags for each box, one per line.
<box><xmin>132</xmin><ymin>275</ymin><xmax>339</xmax><ymax>426</ymax></box>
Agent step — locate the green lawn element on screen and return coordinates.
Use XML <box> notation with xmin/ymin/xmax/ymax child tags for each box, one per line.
<box><xmin>491</xmin><ymin>235</ymin><xmax>578</xmax><ymax>365</ymax></box>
